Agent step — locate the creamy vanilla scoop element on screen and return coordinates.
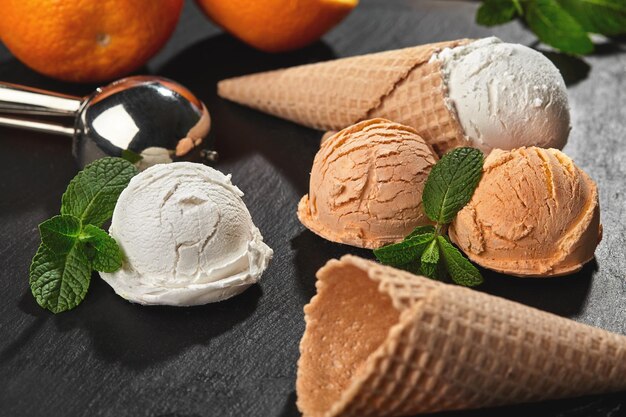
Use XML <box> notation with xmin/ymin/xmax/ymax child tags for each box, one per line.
<box><xmin>100</xmin><ymin>162</ymin><xmax>273</xmax><ymax>305</ymax></box>
<box><xmin>431</xmin><ymin>37</ymin><xmax>570</xmax><ymax>152</ymax></box>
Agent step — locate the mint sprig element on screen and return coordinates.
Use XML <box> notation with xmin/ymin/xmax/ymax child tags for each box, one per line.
<box><xmin>557</xmin><ymin>0</ymin><xmax>626</xmax><ymax>36</ymax></box>
<box><xmin>476</xmin><ymin>0</ymin><xmax>520</xmax><ymax>26</ymax></box>
<box><xmin>29</xmin><ymin>157</ymin><xmax>137</xmax><ymax>313</ymax></box>
<box><xmin>39</xmin><ymin>215</ymin><xmax>82</xmax><ymax>254</ymax></box>
<box><xmin>525</xmin><ymin>0</ymin><xmax>593</xmax><ymax>55</ymax></box>
<box><xmin>61</xmin><ymin>157</ymin><xmax>138</xmax><ymax>227</ymax></box>
<box><xmin>405</xmin><ymin>225</ymin><xmax>435</xmax><ymax>239</ymax></box>
<box><xmin>374</xmin><ymin>233</ymin><xmax>434</xmax><ymax>266</ymax></box>
<box><xmin>30</xmin><ymin>243</ymin><xmax>91</xmax><ymax>314</ymax></box>
<box><xmin>80</xmin><ymin>225</ymin><xmax>123</xmax><ymax>273</ymax></box>
<box><xmin>477</xmin><ymin>0</ymin><xmax>626</xmax><ymax>55</ymax></box>
<box><xmin>373</xmin><ymin>147</ymin><xmax>484</xmax><ymax>287</ymax></box>
<box><xmin>420</xmin><ymin>239</ymin><xmax>440</xmax><ymax>280</ymax></box>
<box><xmin>437</xmin><ymin>236</ymin><xmax>482</xmax><ymax>287</ymax></box>
<box><xmin>423</xmin><ymin>147</ymin><xmax>483</xmax><ymax>224</ymax></box>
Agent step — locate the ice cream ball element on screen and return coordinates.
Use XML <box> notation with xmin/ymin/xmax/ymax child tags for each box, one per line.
<box><xmin>298</xmin><ymin>118</ymin><xmax>438</xmax><ymax>249</ymax></box>
<box><xmin>449</xmin><ymin>147</ymin><xmax>601</xmax><ymax>277</ymax></box>
<box><xmin>100</xmin><ymin>162</ymin><xmax>273</xmax><ymax>306</ymax></box>
<box><xmin>431</xmin><ymin>37</ymin><xmax>571</xmax><ymax>153</ymax></box>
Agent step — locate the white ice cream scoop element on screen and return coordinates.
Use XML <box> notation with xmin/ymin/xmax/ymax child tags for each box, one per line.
<box><xmin>431</xmin><ymin>37</ymin><xmax>570</xmax><ymax>152</ymax></box>
<box><xmin>100</xmin><ymin>162</ymin><xmax>273</xmax><ymax>306</ymax></box>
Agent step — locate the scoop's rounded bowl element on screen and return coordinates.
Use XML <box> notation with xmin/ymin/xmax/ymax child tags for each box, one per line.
<box><xmin>74</xmin><ymin>76</ymin><xmax>211</xmax><ymax>168</ymax></box>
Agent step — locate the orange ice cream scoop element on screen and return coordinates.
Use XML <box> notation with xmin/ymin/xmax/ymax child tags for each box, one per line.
<box><xmin>449</xmin><ymin>147</ymin><xmax>601</xmax><ymax>277</ymax></box>
<box><xmin>298</xmin><ymin>118</ymin><xmax>437</xmax><ymax>249</ymax></box>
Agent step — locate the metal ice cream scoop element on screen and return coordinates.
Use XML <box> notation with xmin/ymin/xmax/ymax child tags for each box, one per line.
<box><xmin>0</xmin><ymin>76</ymin><xmax>216</xmax><ymax>168</ymax></box>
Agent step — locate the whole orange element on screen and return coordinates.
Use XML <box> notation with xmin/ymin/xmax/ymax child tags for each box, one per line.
<box><xmin>0</xmin><ymin>0</ymin><xmax>184</xmax><ymax>83</ymax></box>
<box><xmin>195</xmin><ymin>0</ymin><xmax>358</xmax><ymax>53</ymax></box>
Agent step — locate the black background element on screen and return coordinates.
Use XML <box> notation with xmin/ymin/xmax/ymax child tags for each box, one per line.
<box><xmin>1</xmin><ymin>1</ymin><xmax>626</xmax><ymax>416</ymax></box>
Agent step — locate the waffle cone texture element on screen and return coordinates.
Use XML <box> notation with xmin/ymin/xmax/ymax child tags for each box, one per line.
<box><xmin>218</xmin><ymin>40</ymin><xmax>472</xmax><ymax>155</ymax></box>
<box><xmin>297</xmin><ymin>256</ymin><xmax>626</xmax><ymax>417</ymax></box>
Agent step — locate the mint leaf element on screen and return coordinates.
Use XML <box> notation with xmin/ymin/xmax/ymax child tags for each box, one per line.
<box><xmin>405</xmin><ymin>225</ymin><xmax>436</xmax><ymax>240</ymax></box>
<box><xmin>421</xmin><ymin>239</ymin><xmax>440</xmax><ymax>265</ymax></box>
<box><xmin>477</xmin><ymin>0</ymin><xmax>518</xmax><ymax>26</ymax></box>
<box><xmin>437</xmin><ymin>236</ymin><xmax>483</xmax><ymax>287</ymax></box>
<box><xmin>30</xmin><ymin>157</ymin><xmax>132</xmax><ymax>313</ymax></box>
<box><xmin>525</xmin><ymin>0</ymin><xmax>594</xmax><ymax>55</ymax></box>
<box><xmin>423</xmin><ymin>148</ymin><xmax>484</xmax><ymax>224</ymax></box>
<box><xmin>39</xmin><ymin>215</ymin><xmax>81</xmax><ymax>254</ymax></box>
<box><xmin>374</xmin><ymin>149</ymin><xmax>485</xmax><ymax>286</ymax></box>
<box><xmin>29</xmin><ymin>243</ymin><xmax>91</xmax><ymax>313</ymax></box>
<box><xmin>80</xmin><ymin>225</ymin><xmax>123</xmax><ymax>273</ymax></box>
<box><xmin>61</xmin><ymin>157</ymin><xmax>137</xmax><ymax>227</ymax></box>
<box><xmin>557</xmin><ymin>0</ymin><xmax>626</xmax><ymax>36</ymax></box>
<box><xmin>374</xmin><ymin>233</ymin><xmax>434</xmax><ymax>267</ymax></box>
<box><xmin>420</xmin><ymin>239</ymin><xmax>440</xmax><ymax>279</ymax></box>
<box><xmin>420</xmin><ymin>262</ymin><xmax>440</xmax><ymax>280</ymax></box>
<box><xmin>396</xmin><ymin>260</ymin><xmax>422</xmax><ymax>275</ymax></box>
<box><xmin>121</xmin><ymin>149</ymin><xmax>143</xmax><ymax>164</ymax></box>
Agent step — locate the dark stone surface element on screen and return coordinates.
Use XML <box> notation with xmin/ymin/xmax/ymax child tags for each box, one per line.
<box><xmin>1</xmin><ymin>1</ymin><xmax>625</xmax><ymax>416</ymax></box>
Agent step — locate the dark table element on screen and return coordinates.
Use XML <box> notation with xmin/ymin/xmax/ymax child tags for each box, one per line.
<box><xmin>1</xmin><ymin>1</ymin><xmax>625</xmax><ymax>416</ymax></box>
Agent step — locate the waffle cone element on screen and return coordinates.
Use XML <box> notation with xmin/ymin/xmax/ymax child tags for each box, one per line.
<box><xmin>297</xmin><ymin>256</ymin><xmax>626</xmax><ymax>417</ymax></box>
<box><xmin>218</xmin><ymin>40</ymin><xmax>472</xmax><ymax>154</ymax></box>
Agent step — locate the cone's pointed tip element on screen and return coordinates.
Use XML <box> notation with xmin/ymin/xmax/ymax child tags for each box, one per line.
<box><xmin>216</xmin><ymin>79</ymin><xmax>229</xmax><ymax>98</ymax></box>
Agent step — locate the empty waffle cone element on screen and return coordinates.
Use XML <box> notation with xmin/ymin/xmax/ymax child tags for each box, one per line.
<box><xmin>297</xmin><ymin>256</ymin><xmax>626</xmax><ymax>417</ymax></box>
<box><xmin>218</xmin><ymin>40</ymin><xmax>471</xmax><ymax>155</ymax></box>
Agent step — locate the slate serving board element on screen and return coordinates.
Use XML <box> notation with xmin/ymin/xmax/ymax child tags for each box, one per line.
<box><xmin>1</xmin><ymin>1</ymin><xmax>625</xmax><ymax>416</ymax></box>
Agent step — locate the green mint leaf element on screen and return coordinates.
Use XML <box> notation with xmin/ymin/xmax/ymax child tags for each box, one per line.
<box><xmin>421</xmin><ymin>239</ymin><xmax>440</xmax><ymax>265</ymax></box>
<box><xmin>477</xmin><ymin>0</ymin><xmax>518</xmax><ymax>26</ymax></box>
<box><xmin>557</xmin><ymin>0</ymin><xmax>626</xmax><ymax>36</ymax></box>
<box><xmin>405</xmin><ymin>225</ymin><xmax>436</xmax><ymax>240</ymax></box>
<box><xmin>437</xmin><ymin>236</ymin><xmax>483</xmax><ymax>287</ymax></box>
<box><xmin>374</xmin><ymin>233</ymin><xmax>435</xmax><ymax>267</ymax></box>
<box><xmin>121</xmin><ymin>149</ymin><xmax>143</xmax><ymax>164</ymax></box>
<box><xmin>61</xmin><ymin>157</ymin><xmax>138</xmax><ymax>227</ymax></box>
<box><xmin>29</xmin><ymin>243</ymin><xmax>91</xmax><ymax>313</ymax></box>
<box><xmin>399</xmin><ymin>260</ymin><xmax>422</xmax><ymax>275</ymax></box>
<box><xmin>80</xmin><ymin>225</ymin><xmax>123</xmax><ymax>273</ymax></box>
<box><xmin>39</xmin><ymin>215</ymin><xmax>81</xmax><ymax>254</ymax></box>
<box><xmin>420</xmin><ymin>239</ymin><xmax>440</xmax><ymax>279</ymax></box>
<box><xmin>525</xmin><ymin>0</ymin><xmax>594</xmax><ymax>55</ymax></box>
<box><xmin>422</xmin><ymin>147</ymin><xmax>484</xmax><ymax>224</ymax></box>
<box><xmin>420</xmin><ymin>262</ymin><xmax>440</xmax><ymax>280</ymax></box>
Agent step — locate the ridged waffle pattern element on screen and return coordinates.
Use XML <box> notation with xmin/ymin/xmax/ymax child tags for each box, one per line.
<box><xmin>298</xmin><ymin>256</ymin><xmax>626</xmax><ymax>417</ymax></box>
<box><xmin>368</xmin><ymin>60</ymin><xmax>469</xmax><ymax>155</ymax></box>
<box><xmin>218</xmin><ymin>40</ymin><xmax>470</xmax><ymax>154</ymax></box>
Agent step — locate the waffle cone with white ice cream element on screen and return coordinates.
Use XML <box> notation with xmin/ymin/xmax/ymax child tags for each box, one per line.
<box><xmin>297</xmin><ymin>119</ymin><xmax>437</xmax><ymax>249</ymax></box>
<box><xmin>297</xmin><ymin>256</ymin><xmax>626</xmax><ymax>417</ymax></box>
<box><xmin>449</xmin><ymin>147</ymin><xmax>601</xmax><ymax>277</ymax></box>
<box><xmin>218</xmin><ymin>37</ymin><xmax>570</xmax><ymax>155</ymax></box>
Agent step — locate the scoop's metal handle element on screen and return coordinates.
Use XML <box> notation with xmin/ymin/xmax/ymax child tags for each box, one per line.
<box><xmin>0</xmin><ymin>82</ymin><xmax>82</xmax><ymax>116</ymax></box>
<box><xmin>0</xmin><ymin>115</ymin><xmax>75</xmax><ymax>136</ymax></box>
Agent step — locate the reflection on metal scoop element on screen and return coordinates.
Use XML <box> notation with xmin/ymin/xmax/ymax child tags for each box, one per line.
<box><xmin>0</xmin><ymin>76</ymin><xmax>215</xmax><ymax>168</ymax></box>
